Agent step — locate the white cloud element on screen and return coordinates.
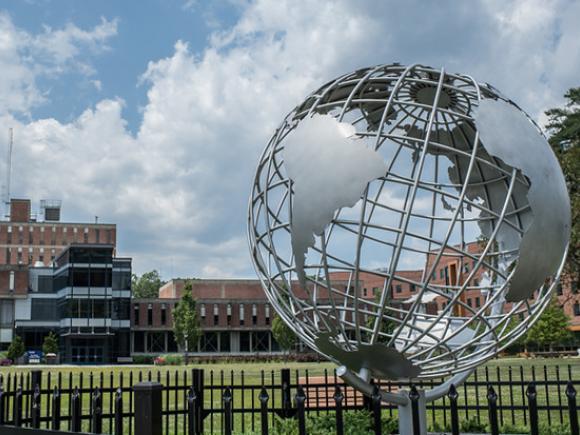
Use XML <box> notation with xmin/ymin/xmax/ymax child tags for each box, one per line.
<box><xmin>3</xmin><ymin>0</ymin><xmax>579</xmax><ymax>279</ymax></box>
<box><xmin>0</xmin><ymin>13</ymin><xmax>117</xmax><ymax>115</ymax></box>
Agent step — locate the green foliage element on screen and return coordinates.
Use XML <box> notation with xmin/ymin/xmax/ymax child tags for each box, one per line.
<box><xmin>132</xmin><ymin>354</ymin><xmax>155</xmax><ymax>364</ymax></box>
<box><xmin>501</xmin><ymin>423</ymin><xmax>529</xmax><ymax>434</ymax></box>
<box><xmin>539</xmin><ymin>422</ymin><xmax>572</xmax><ymax>435</ymax></box>
<box><xmin>7</xmin><ymin>335</ymin><xmax>25</xmax><ymax>361</ymax></box>
<box><xmin>42</xmin><ymin>331</ymin><xmax>59</xmax><ymax>355</ymax></box>
<box><xmin>429</xmin><ymin>420</ymin><xmax>451</xmax><ymax>432</ymax></box>
<box><xmin>545</xmin><ymin>87</ymin><xmax>580</xmax><ymax>281</ymax></box>
<box><xmin>132</xmin><ymin>270</ymin><xmax>164</xmax><ymax>298</ymax></box>
<box><xmin>271</xmin><ymin>411</ymin><xmax>398</xmax><ymax>435</ymax></box>
<box><xmin>365</xmin><ymin>287</ymin><xmax>397</xmax><ymax>341</ymax></box>
<box><xmin>460</xmin><ymin>417</ymin><xmax>488</xmax><ymax>432</ymax></box>
<box><xmin>155</xmin><ymin>354</ymin><xmax>184</xmax><ymax>365</ymax></box>
<box><xmin>272</xmin><ymin>315</ymin><xmax>297</xmax><ymax>352</ymax></box>
<box><xmin>172</xmin><ymin>280</ymin><xmax>201</xmax><ymax>352</ymax></box>
<box><xmin>525</xmin><ymin>297</ymin><xmax>572</xmax><ymax>349</ymax></box>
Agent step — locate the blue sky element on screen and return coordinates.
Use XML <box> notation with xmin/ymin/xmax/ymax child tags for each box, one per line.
<box><xmin>0</xmin><ymin>0</ymin><xmax>578</xmax><ymax>279</ymax></box>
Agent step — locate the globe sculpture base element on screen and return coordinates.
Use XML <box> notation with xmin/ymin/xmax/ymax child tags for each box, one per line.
<box><xmin>338</xmin><ymin>366</ymin><xmax>474</xmax><ymax>435</ymax></box>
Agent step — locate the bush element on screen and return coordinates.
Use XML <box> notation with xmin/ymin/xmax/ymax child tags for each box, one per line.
<box><xmin>460</xmin><ymin>417</ymin><xmax>488</xmax><ymax>433</ymax></box>
<box><xmin>153</xmin><ymin>354</ymin><xmax>184</xmax><ymax>366</ymax></box>
<box><xmin>271</xmin><ymin>410</ymin><xmax>398</xmax><ymax>435</ymax></box>
<box><xmin>132</xmin><ymin>354</ymin><xmax>155</xmax><ymax>364</ymax></box>
<box><xmin>501</xmin><ymin>423</ymin><xmax>529</xmax><ymax>433</ymax></box>
<box><xmin>539</xmin><ymin>422</ymin><xmax>571</xmax><ymax>435</ymax></box>
<box><xmin>7</xmin><ymin>336</ymin><xmax>25</xmax><ymax>362</ymax></box>
<box><xmin>42</xmin><ymin>331</ymin><xmax>59</xmax><ymax>355</ymax></box>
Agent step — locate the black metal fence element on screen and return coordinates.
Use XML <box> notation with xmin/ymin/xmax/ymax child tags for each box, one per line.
<box><xmin>0</xmin><ymin>364</ymin><xmax>579</xmax><ymax>434</ymax></box>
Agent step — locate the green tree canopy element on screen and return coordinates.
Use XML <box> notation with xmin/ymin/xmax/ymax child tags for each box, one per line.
<box><xmin>172</xmin><ymin>280</ymin><xmax>201</xmax><ymax>353</ymax></box>
<box><xmin>42</xmin><ymin>331</ymin><xmax>59</xmax><ymax>355</ymax></box>
<box><xmin>545</xmin><ymin>87</ymin><xmax>580</xmax><ymax>280</ymax></box>
<box><xmin>272</xmin><ymin>315</ymin><xmax>297</xmax><ymax>353</ymax></box>
<box><xmin>524</xmin><ymin>298</ymin><xmax>572</xmax><ymax>351</ymax></box>
<box><xmin>7</xmin><ymin>335</ymin><xmax>25</xmax><ymax>361</ymax></box>
<box><xmin>132</xmin><ymin>270</ymin><xmax>165</xmax><ymax>298</ymax></box>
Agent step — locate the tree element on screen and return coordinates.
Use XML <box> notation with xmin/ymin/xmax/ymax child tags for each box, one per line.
<box><xmin>132</xmin><ymin>270</ymin><xmax>164</xmax><ymax>298</ymax></box>
<box><xmin>42</xmin><ymin>331</ymin><xmax>59</xmax><ymax>355</ymax></box>
<box><xmin>545</xmin><ymin>87</ymin><xmax>580</xmax><ymax>282</ymax></box>
<box><xmin>172</xmin><ymin>280</ymin><xmax>201</xmax><ymax>358</ymax></box>
<box><xmin>7</xmin><ymin>335</ymin><xmax>25</xmax><ymax>362</ymax></box>
<box><xmin>524</xmin><ymin>298</ymin><xmax>572</xmax><ymax>352</ymax></box>
<box><xmin>272</xmin><ymin>315</ymin><xmax>296</xmax><ymax>360</ymax></box>
<box><xmin>366</xmin><ymin>288</ymin><xmax>397</xmax><ymax>341</ymax></box>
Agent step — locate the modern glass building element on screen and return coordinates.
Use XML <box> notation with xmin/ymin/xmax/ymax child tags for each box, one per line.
<box><xmin>14</xmin><ymin>244</ymin><xmax>132</xmax><ymax>363</ymax></box>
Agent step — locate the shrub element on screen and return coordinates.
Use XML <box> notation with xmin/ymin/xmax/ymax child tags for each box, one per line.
<box><xmin>539</xmin><ymin>422</ymin><xmax>571</xmax><ymax>435</ymax></box>
<box><xmin>460</xmin><ymin>417</ymin><xmax>488</xmax><ymax>433</ymax></box>
<box><xmin>501</xmin><ymin>423</ymin><xmax>529</xmax><ymax>433</ymax></box>
<box><xmin>132</xmin><ymin>354</ymin><xmax>155</xmax><ymax>364</ymax></box>
<box><xmin>7</xmin><ymin>336</ymin><xmax>25</xmax><ymax>362</ymax></box>
<box><xmin>42</xmin><ymin>331</ymin><xmax>59</xmax><ymax>355</ymax></box>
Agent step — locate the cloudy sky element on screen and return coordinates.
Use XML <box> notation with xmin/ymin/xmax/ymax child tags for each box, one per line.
<box><xmin>0</xmin><ymin>0</ymin><xmax>578</xmax><ymax>279</ymax></box>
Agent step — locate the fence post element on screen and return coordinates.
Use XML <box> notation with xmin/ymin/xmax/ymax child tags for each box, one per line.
<box><xmin>188</xmin><ymin>386</ymin><xmax>197</xmax><ymax>435</ymax></box>
<box><xmin>295</xmin><ymin>386</ymin><xmax>306</xmax><ymax>435</ymax></box>
<box><xmin>92</xmin><ymin>388</ymin><xmax>103</xmax><ymax>434</ymax></box>
<box><xmin>259</xmin><ymin>387</ymin><xmax>269</xmax><ymax>435</ymax></box>
<box><xmin>280</xmin><ymin>368</ymin><xmax>292</xmax><ymax>418</ymax></box>
<box><xmin>223</xmin><ymin>387</ymin><xmax>233</xmax><ymax>435</ymax></box>
<box><xmin>334</xmin><ymin>386</ymin><xmax>344</xmax><ymax>435</ymax></box>
<box><xmin>448</xmin><ymin>384</ymin><xmax>459</xmax><ymax>435</ymax></box>
<box><xmin>71</xmin><ymin>387</ymin><xmax>81</xmax><ymax>432</ymax></box>
<box><xmin>487</xmin><ymin>385</ymin><xmax>499</xmax><ymax>435</ymax></box>
<box><xmin>13</xmin><ymin>385</ymin><xmax>22</xmax><ymax>427</ymax></box>
<box><xmin>31</xmin><ymin>384</ymin><xmax>41</xmax><ymax>428</ymax></box>
<box><xmin>114</xmin><ymin>387</ymin><xmax>123</xmax><ymax>435</ymax></box>
<box><xmin>567</xmin><ymin>382</ymin><xmax>579</xmax><ymax>435</ymax></box>
<box><xmin>527</xmin><ymin>383</ymin><xmax>539</xmax><ymax>435</ymax></box>
<box><xmin>371</xmin><ymin>384</ymin><xmax>382</xmax><ymax>435</ymax></box>
<box><xmin>192</xmin><ymin>368</ymin><xmax>204</xmax><ymax>434</ymax></box>
<box><xmin>133</xmin><ymin>382</ymin><xmax>163</xmax><ymax>435</ymax></box>
<box><xmin>409</xmin><ymin>386</ymin><xmax>421</xmax><ymax>435</ymax></box>
<box><xmin>51</xmin><ymin>386</ymin><xmax>61</xmax><ymax>431</ymax></box>
<box><xmin>0</xmin><ymin>383</ymin><xmax>5</xmax><ymax>425</ymax></box>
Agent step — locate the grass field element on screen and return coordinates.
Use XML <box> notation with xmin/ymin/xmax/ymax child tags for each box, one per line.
<box><xmin>0</xmin><ymin>356</ymin><xmax>578</xmax><ymax>434</ymax></box>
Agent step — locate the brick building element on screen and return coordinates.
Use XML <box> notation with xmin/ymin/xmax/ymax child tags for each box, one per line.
<box><xmin>0</xmin><ymin>198</ymin><xmax>118</xmax><ymax>351</ymax></box>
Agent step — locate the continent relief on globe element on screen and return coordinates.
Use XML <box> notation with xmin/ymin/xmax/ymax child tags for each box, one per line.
<box><xmin>283</xmin><ymin>114</ymin><xmax>387</xmax><ymax>285</ymax></box>
<box><xmin>283</xmin><ymin>114</ymin><xmax>423</xmax><ymax>379</ymax></box>
<box><xmin>474</xmin><ymin>100</ymin><xmax>571</xmax><ymax>302</ymax></box>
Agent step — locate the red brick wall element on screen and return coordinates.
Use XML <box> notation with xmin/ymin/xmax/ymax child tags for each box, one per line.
<box><xmin>10</xmin><ymin>200</ymin><xmax>30</xmax><ymax>222</ymax></box>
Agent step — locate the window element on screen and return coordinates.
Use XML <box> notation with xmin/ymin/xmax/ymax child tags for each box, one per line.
<box><xmin>29</xmin><ymin>227</ymin><xmax>33</xmax><ymax>244</ymax></box>
<box><xmin>475</xmin><ymin>297</ymin><xmax>481</xmax><ymax>308</ymax></box>
<box><xmin>95</xmin><ymin>229</ymin><xmax>100</xmax><ymax>243</ymax></box>
<box><xmin>18</xmin><ymin>226</ymin><xmax>23</xmax><ymax>244</ymax></box>
<box><xmin>252</xmin><ymin>304</ymin><xmax>257</xmax><ymax>326</ymax></box>
<box><xmin>410</xmin><ymin>284</ymin><xmax>416</xmax><ymax>293</ymax></box>
<box><xmin>213</xmin><ymin>304</ymin><xmax>219</xmax><ymax>326</ymax></box>
<box><xmin>439</xmin><ymin>269</ymin><xmax>444</xmax><ymax>279</ymax></box>
<box><xmin>363</xmin><ymin>288</ymin><xmax>368</xmax><ymax>297</ymax></box>
<box><xmin>17</xmin><ymin>249</ymin><xmax>22</xmax><ymax>264</ymax></box>
<box><xmin>464</xmin><ymin>263</ymin><xmax>470</xmax><ymax>273</ymax></box>
<box><xmin>574</xmin><ymin>303</ymin><xmax>580</xmax><ymax>317</ymax></box>
<box><xmin>161</xmin><ymin>304</ymin><xmax>167</xmax><ymax>325</ymax></box>
<box><xmin>134</xmin><ymin>304</ymin><xmax>140</xmax><ymax>326</ymax></box>
<box><xmin>7</xmin><ymin>226</ymin><xmax>11</xmax><ymax>244</ymax></box>
<box><xmin>200</xmin><ymin>304</ymin><xmax>206</xmax><ymax>320</ymax></box>
<box><xmin>6</xmin><ymin>248</ymin><xmax>10</xmax><ymax>264</ymax></box>
<box><xmin>265</xmin><ymin>304</ymin><xmax>270</xmax><ymax>325</ymax></box>
<box><xmin>147</xmin><ymin>304</ymin><xmax>153</xmax><ymax>326</ymax></box>
<box><xmin>395</xmin><ymin>285</ymin><xmax>402</xmax><ymax>293</ymax></box>
<box><xmin>227</xmin><ymin>304</ymin><xmax>232</xmax><ymax>326</ymax></box>
<box><xmin>239</xmin><ymin>304</ymin><xmax>245</xmax><ymax>326</ymax></box>
<box><xmin>467</xmin><ymin>298</ymin><xmax>472</xmax><ymax>307</ymax></box>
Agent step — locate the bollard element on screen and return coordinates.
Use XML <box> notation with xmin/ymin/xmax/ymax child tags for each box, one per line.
<box><xmin>133</xmin><ymin>382</ymin><xmax>163</xmax><ymax>435</ymax></box>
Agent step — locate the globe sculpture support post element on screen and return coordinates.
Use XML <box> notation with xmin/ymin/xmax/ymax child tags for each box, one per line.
<box><xmin>248</xmin><ymin>63</ymin><xmax>571</xmax><ymax>434</ymax></box>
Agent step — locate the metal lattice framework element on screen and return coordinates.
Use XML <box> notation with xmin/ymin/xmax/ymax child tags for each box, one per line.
<box><xmin>248</xmin><ymin>63</ymin><xmax>567</xmax><ymax>382</ymax></box>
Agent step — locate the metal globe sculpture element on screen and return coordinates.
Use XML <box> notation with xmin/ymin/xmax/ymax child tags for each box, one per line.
<box><xmin>248</xmin><ymin>64</ymin><xmax>570</xmax><ymax>387</ymax></box>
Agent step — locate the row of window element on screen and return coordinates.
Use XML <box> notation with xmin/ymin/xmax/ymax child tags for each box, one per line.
<box><xmin>30</xmin><ymin>298</ymin><xmax>131</xmax><ymax>321</ymax></box>
<box><xmin>2</xmin><ymin>225</ymin><xmax>113</xmax><ymax>246</ymax></box>
<box><xmin>133</xmin><ymin>303</ymin><xmax>272</xmax><ymax>327</ymax></box>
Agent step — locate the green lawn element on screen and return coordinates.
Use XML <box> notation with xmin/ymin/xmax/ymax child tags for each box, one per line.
<box><xmin>0</xmin><ymin>356</ymin><xmax>578</xmax><ymax>434</ymax></box>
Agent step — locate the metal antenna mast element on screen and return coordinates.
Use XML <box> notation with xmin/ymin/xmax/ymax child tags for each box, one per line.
<box><xmin>4</xmin><ymin>128</ymin><xmax>13</xmax><ymax>217</ymax></box>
